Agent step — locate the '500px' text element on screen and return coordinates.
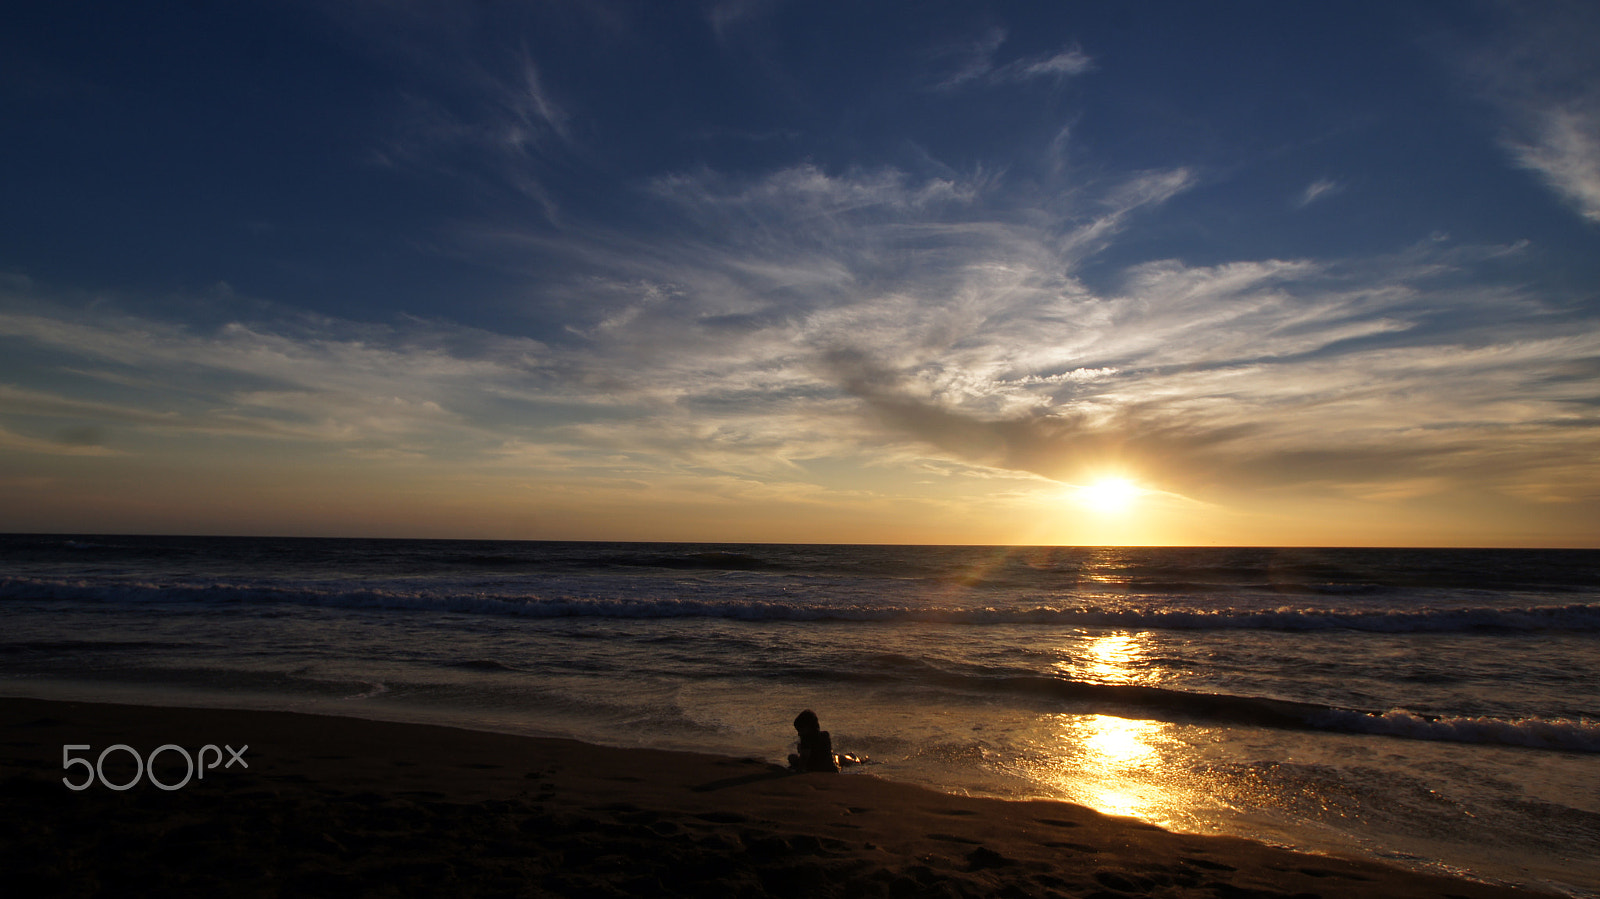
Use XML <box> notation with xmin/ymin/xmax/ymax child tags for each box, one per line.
<box><xmin>63</xmin><ymin>743</ymin><xmax>249</xmax><ymax>791</ymax></box>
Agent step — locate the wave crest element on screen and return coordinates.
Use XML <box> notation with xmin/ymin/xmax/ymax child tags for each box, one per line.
<box><xmin>1311</xmin><ymin>708</ymin><xmax>1600</xmax><ymax>752</ymax></box>
<box><xmin>3</xmin><ymin>577</ymin><xmax>1597</xmax><ymax>633</ymax></box>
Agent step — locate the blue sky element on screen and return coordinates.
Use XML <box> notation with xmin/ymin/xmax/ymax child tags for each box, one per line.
<box><xmin>2</xmin><ymin>1</ymin><xmax>1597</xmax><ymax>545</ymax></box>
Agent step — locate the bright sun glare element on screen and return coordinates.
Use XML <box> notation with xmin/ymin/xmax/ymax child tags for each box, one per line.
<box><xmin>1077</xmin><ymin>477</ymin><xmax>1139</xmax><ymax>514</ymax></box>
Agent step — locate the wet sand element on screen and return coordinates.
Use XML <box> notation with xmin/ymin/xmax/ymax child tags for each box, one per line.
<box><xmin>0</xmin><ymin>697</ymin><xmax>1553</xmax><ymax>897</ymax></box>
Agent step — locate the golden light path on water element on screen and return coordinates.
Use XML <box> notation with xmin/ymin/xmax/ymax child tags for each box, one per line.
<box><xmin>1072</xmin><ymin>713</ymin><xmax>1168</xmax><ymax>818</ymax></box>
<box><xmin>1023</xmin><ymin>632</ymin><xmax>1214</xmax><ymax>828</ymax></box>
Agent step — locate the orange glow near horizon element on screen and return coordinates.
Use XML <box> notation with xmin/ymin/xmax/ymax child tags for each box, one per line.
<box><xmin>1032</xmin><ymin>476</ymin><xmax>1172</xmax><ymax>546</ymax></box>
<box><xmin>2</xmin><ymin>445</ymin><xmax>1598</xmax><ymax>547</ymax></box>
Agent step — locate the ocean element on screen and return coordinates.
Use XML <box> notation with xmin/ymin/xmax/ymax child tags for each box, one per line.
<box><xmin>2</xmin><ymin>535</ymin><xmax>1597</xmax><ymax>895</ymax></box>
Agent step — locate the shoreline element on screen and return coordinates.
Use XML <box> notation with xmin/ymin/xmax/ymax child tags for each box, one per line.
<box><xmin>0</xmin><ymin>697</ymin><xmax>1556</xmax><ymax>898</ymax></box>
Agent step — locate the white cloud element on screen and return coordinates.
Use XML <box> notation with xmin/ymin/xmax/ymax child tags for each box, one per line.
<box><xmin>1013</xmin><ymin>49</ymin><xmax>1094</xmax><ymax>80</ymax></box>
<box><xmin>4</xmin><ymin>134</ymin><xmax>1596</xmax><ymax>511</ymax></box>
<box><xmin>1453</xmin><ymin>2</ymin><xmax>1600</xmax><ymax>222</ymax></box>
<box><xmin>360</xmin><ymin>26</ymin><xmax>576</xmax><ymax>222</ymax></box>
<box><xmin>1507</xmin><ymin>105</ymin><xmax>1600</xmax><ymax>221</ymax></box>
<box><xmin>450</xmin><ymin>147</ymin><xmax>1600</xmax><ymax>504</ymax></box>
<box><xmin>935</xmin><ymin>28</ymin><xmax>1094</xmax><ymax>90</ymax></box>
<box><xmin>1295</xmin><ymin>178</ymin><xmax>1342</xmax><ymax>208</ymax></box>
<box><xmin>0</xmin><ymin>302</ymin><xmax>566</xmax><ymax>456</ymax></box>
<box><xmin>0</xmin><ymin>425</ymin><xmax>120</xmax><ymax>456</ymax></box>
<box><xmin>1058</xmin><ymin>167</ymin><xmax>1195</xmax><ymax>260</ymax></box>
<box><xmin>505</xmin><ymin>55</ymin><xmax>571</xmax><ymax>146</ymax></box>
<box><xmin>649</xmin><ymin>163</ymin><xmax>985</xmax><ymax>218</ymax></box>
<box><xmin>935</xmin><ymin>27</ymin><xmax>1009</xmax><ymax>89</ymax></box>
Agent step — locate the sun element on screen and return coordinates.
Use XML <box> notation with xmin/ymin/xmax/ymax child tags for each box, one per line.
<box><xmin>1076</xmin><ymin>477</ymin><xmax>1139</xmax><ymax>514</ymax></box>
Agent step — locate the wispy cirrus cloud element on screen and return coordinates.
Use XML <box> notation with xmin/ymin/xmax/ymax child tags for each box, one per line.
<box><xmin>1507</xmin><ymin>107</ymin><xmax>1600</xmax><ymax>222</ymax></box>
<box><xmin>374</xmin><ymin>54</ymin><xmax>572</xmax><ymax>219</ymax></box>
<box><xmin>398</xmin><ymin>159</ymin><xmax>1597</xmax><ymax>509</ymax></box>
<box><xmin>0</xmin><ymin>424</ymin><xmax>121</xmax><ymax>457</ymax></box>
<box><xmin>1295</xmin><ymin>178</ymin><xmax>1343</xmax><ymax>208</ymax></box>
<box><xmin>0</xmin><ymin>300</ymin><xmax>566</xmax><ymax>456</ymax></box>
<box><xmin>349</xmin><ymin>9</ymin><xmax>576</xmax><ymax>222</ymax></box>
<box><xmin>503</xmin><ymin>53</ymin><xmax>571</xmax><ymax>146</ymax></box>
<box><xmin>1454</xmin><ymin>2</ymin><xmax>1600</xmax><ymax>222</ymax></box>
<box><xmin>934</xmin><ymin>27</ymin><xmax>1094</xmax><ymax>90</ymax></box>
<box><xmin>4</xmin><ymin>150</ymin><xmax>1596</xmax><ymax>531</ymax></box>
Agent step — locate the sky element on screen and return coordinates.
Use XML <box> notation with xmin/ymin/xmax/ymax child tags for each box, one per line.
<box><xmin>1</xmin><ymin>1</ymin><xmax>1598</xmax><ymax>547</ymax></box>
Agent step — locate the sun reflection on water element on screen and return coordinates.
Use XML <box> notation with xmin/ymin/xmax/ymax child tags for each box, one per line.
<box><xmin>1054</xmin><ymin>628</ymin><xmax>1148</xmax><ymax>687</ymax></box>
<box><xmin>1027</xmin><ymin>632</ymin><xmax>1202</xmax><ymax>826</ymax></box>
<box><xmin>1085</xmin><ymin>631</ymin><xmax>1141</xmax><ymax>683</ymax></box>
<box><xmin>1070</xmin><ymin>713</ymin><xmax>1165</xmax><ymax>818</ymax></box>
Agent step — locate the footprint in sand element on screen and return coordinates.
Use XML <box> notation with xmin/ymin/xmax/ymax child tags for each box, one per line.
<box><xmin>966</xmin><ymin>846</ymin><xmax>1012</xmax><ymax>870</ymax></box>
<box><xmin>1183</xmin><ymin>857</ymin><xmax>1236</xmax><ymax>872</ymax></box>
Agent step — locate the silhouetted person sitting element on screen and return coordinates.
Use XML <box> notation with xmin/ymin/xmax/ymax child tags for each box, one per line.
<box><xmin>787</xmin><ymin>708</ymin><xmax>840</xmax><ymax>773</ymax></box>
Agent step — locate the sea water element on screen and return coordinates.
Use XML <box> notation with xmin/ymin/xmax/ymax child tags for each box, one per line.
<box><xmin>2</xmin><ymin>536</ymin><xmax>1597</xmax><ymax>895</ymax></box>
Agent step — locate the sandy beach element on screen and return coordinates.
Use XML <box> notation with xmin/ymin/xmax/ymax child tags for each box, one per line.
<box><xmin>0</xmin><ymin>697</ymin><xmax>1556</xmax><ymax>898</ymax></box>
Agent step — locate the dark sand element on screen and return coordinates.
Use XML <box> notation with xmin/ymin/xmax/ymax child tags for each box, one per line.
<box><xmin>1</xmin><ymin>698</ymin><xmax>1553</xmax><ymax>898</ymax></box>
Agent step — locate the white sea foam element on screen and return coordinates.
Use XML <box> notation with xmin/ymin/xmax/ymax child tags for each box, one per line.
<box><xmin>1312</xmin><ymin>708</ymin><xmax>1600</xmax><ymax>752</ymax></box>
<box><xmin>341</xmin><ymin>681</ymin><xmax>390</xmax><ymax>701</ymax></box>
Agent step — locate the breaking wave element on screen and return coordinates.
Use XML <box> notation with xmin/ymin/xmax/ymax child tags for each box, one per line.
<box><xmin>1307</xmin><ymin>707</ymin><xmax>1600</xmax><ymax>752</ymax></box>
<box><xmin>3</xmin><ymin>577</ymin><xmax>1596</xmax><ymax>633</ymax></box>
